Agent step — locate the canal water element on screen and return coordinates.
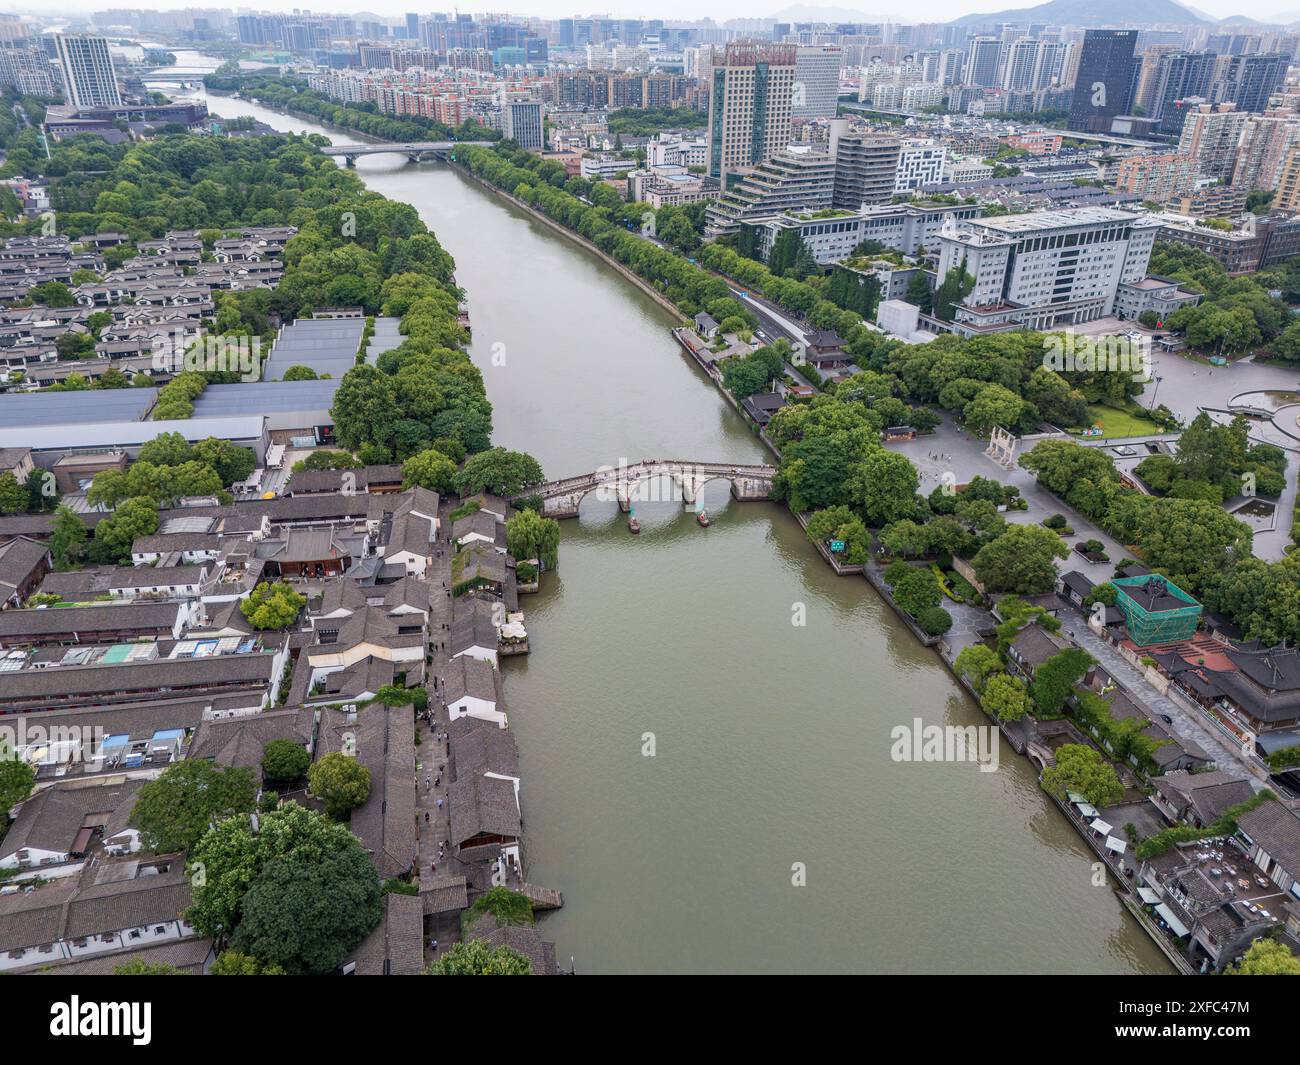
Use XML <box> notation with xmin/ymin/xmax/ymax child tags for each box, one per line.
<box><xmin>189</xmin><ymin>84</ymin><xmax>1172</xmax><ymax>974</ymax></box>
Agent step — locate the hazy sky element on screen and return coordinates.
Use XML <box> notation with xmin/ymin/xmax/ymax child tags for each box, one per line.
<box><xmin>3</xmin><ymin>0</ymin><xmax>1295</xmax><ymax>26</ymax></box>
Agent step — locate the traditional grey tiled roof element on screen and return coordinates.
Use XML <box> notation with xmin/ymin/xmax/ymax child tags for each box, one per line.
<box><xmin>345</xmin><ymin>892</ymin><xmax>424</xmax><ymax>975</ymax></box>
<box><xmin>24</xmin><ymin>936</ymin><xmax>212</xmax><ymax>975</ymax></box>
<box><xmin>453</xmin><ymin>510</ymin><xmax>499</xmax><ymax>544</ymax></box>
<box><xmin>0</xmin><ymin>857</ymin><xmax>193</xmax><ymax>954</ymax></box>
<box><xmin>453</xmin><ymin>542</ymin><xmax>505</xmax><ymax>585</ymax></box>
<box><xmin>1153</xmin><ymin>771</ymin><xmax>1254</xmax><ymax>826</ymax></box>
<box><xmin>450</xmin><ymin>597</ymin><xmax>498</xmax><ymax>656</ymax></box>
<box><xmin>450</xmin><ymin>716</ymin><xmax>519</xmax><ymax>780</ymax></box>
<box><xmin>448</xmin><ymin>772</ymin><xmax>520</xmax><ymax>849</ymax></box>
<box><xmin>1009</xmin><ymin>625</ymin><xmax>1070</xmax><ymax>668</ymax></box>
<box><xmin>63</xmin><ymin>862</ymin><xmax>193</xmax><ymax>940</ymax></box>
<box><xmin>1237</xmin><ymin>802</ymin><xmax>1300</xmax><ymax>881</ymax></box>
<box><xmin>442</xmin><ymin>654</ymin><xmax>499</xmax><ymax>706</ymax></box>
<box><xmin>420</xmin><ymin>875</ymin><xmax>468</xmax><ymax>915</ymax></box>
<box><xmin>309</xmin><ymin>605</ymin><xmax>425</xmax><ymax>658</ymax></box>
<box><xmin>0</xmin><ymin>535</ymin><xmax>49</xmax><ymax>597</ymax></box>
<box><xmin>0</xmin><ymin>652</ymin><xmax>277</xmax><ymax>707</ymax></box>
<box><xmin>0</xmin><ymin>600</ymin><xmax>182</xmax><ymax>640</ymax></box>
<box><xmin>1</xmin><ymin>779</ymin><xmax>142</xmax><ymax>859</ymax></box>
<box><xmin>187</xmin><ymin>709</ymin><xmax>314</xmax><ymax>780</ymax></box>
<box><xmin>287</xmin><ymin>464</ymin><xmax>403</xmax><ymax>495</ymax></box>
<box><xmin>318</xmin><ymin>704</ymin><xmax>417</xmax><ymax>879</ymax></box>
<box><xmin>466</xmin><ymin>913</ymin><xmax>557</xmax><ymax>975</ymax></box>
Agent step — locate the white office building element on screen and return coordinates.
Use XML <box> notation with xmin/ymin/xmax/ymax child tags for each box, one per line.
<box><xmin>934</xmin><ymin>206</ymin><xmax>1162</xmax><ymax>332</ymax></box>
<box><xmin>54</xmin><ymin>34</ymin><xmax>120</xmax><ymax>108</ymax></box>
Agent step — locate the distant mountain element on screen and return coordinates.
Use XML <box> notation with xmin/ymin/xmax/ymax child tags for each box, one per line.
<box><xmin>951</xmin><ymin>0</ymin><xmax>1211</xmax><ymax>26</ymax></box>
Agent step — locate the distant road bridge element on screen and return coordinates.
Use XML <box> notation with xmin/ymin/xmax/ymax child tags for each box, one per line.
<box><xmin>318</xmin><ymin>141</ymin><xmax>493</xmax><ymax>166</ymax></box>
<box><xmin>140</xmin><ymin>70</ymin><xmax>205</xmax><ymax>86</ymax></box>
<box><xmin>519</xmin><ymin>460</ymin><xmax>778</xmax><ymax>518</ymax></box>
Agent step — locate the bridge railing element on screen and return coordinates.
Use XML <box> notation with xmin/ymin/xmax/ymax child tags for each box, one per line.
<box><xmin>527</xmin><ymin>460</ymin><xmax>777</xmax><ymax>497</ymax></box>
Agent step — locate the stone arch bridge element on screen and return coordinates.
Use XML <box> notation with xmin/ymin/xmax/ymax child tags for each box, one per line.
<box><xmin>518</xmin><ymin>460</ymin><xmax>778</xmax><ymax>518</ymax></box>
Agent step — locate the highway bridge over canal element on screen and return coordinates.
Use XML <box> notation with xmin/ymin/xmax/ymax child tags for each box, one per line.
<box><xmin>319</xmin><ymin>141</ymin><xmax>493</xmax><ymax>166</ymax></box>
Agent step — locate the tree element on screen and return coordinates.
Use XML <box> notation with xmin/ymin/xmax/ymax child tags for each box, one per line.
<box><xmin>505</xmin><ymin>507</ymin><xmax>561</xmax><ymax>569</ymax></box>
<box><xmin>49</xmin><ymin>504</ymin><xmax>87</xmax><ymax>569</ymax></box>
<box><xmin>231</xmin><ymin>837</ymin><xmax>382</xmax><ymax>974</ymax></box>
<box><xmin>261</xmin><ymin>739</ymin><xmax>311</xmax><ymax>787</ymax></box>
<box><xmin>281</xmin><ymin>365</ymin><xmax>319</xmax><ymax>381</ymax></box>
<box><xmin>131</xmin><ymin>761</ymin><xmax>257</xmax><ymax>854</ymax></box>
<box><xmin>932</xmin><ymin>258</ymin><xmax>974</xmax><ymax>322</ymax></box>
<box><xmin>454</xmin><ymin>448</ymin><xmax>544</xmax><ymax>497</ymax></box>
<box><xmin>1041</xmin><ymin>743</ymin><xmax>1123</xmax><ymax>806</ymax></box>
<box><xmin>963</xmin><ymin>383</ymin><xmax>1027</xmax><ymax>437</ymax></box>
<box><xmin>308</xmin><ymin>752</ymin><xmax>371</xmax><ymax>820</ymax></box>
<box><xmin>1030</xmin><ymin>647</ymin><xmax>1096</xmax><ymax>716</ymax></box>
<box><xmin>954</xmin><ymin>644</ymin><xmax>1001</xmax><ymax>693</ymax></box>
<box><xmin>240</xmin><ymin>582</ymin><xmax>306</xmax><ymax>630</ymax></box>
<box><xmin>0</xmin><ymin>472</ymin><xmax>26</xmax><ymax>515</ymax></box>
<box><xmin>905</xmin><ymin>271</ymin><xmax>932</xmax><ymax>314</ymax></box>
<box><xmin>892</xmin><ymin>567</ymin><xmax>941</xmax><ymax>617</ymax></box>
<box><xmin>1228</xmin><ymin>938</ymin><xmax>1300</xmax><ymax>975</ymax></box>
<box><xmin>981</xmin><ymin>673</ymin><xmax>1031</xmax><ymax>722</ymax></box>
<box><xmin>400</xmin><ymin>447</ymin><xmax>457</xmax><ymax>495</ymax></box>
<box><xmin>425</xmin><ymin>939</ymin><xmax>532</xmax><ymax>975</ymax></box>
<box><xmin>917</xmin><ymin>605</ymin><xmax>953</xmax><ymax>635</ymax></box>
<box><xmin>972</xmin><ymin>525</ymin><xmax>1068</xmax><ymax>594</ymax></box>
<box><xmin>210</xmin><ymin>950</ymin><xmax>286</xmax><ymax>975</ymax></box>
<box><xmin>851</xmin><ymin>449</ymin><xmax>919</xmax><ymax>527</ymax></box>
<box><xmin>115</xmin><ymin>960</ymin><xmax>186</xmax><ymax>975</ymax></box>
<box><xmin>181</xmin><ymin>803</ymin><xmax>301</xmax><ymax>931</ymax></box>
<box><xmin>0</xmin><ymin>752</ymin><xmax>35</xmax><ymax>819</ymax></box>
<box><xmin>90</xmin><ymin>497</ymin><xmax>159</xmax><ymax>564</ymax></box>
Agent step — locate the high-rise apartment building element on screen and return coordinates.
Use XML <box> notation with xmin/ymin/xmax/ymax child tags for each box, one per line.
<box><xmin>706</xmin><ymin>42</ymin><xmax>797</xmax><ymax>184</ymax></box>
<box><xmin>501</xmin><ymin>99</ymin><xmax>544</xmax><ymax>150</ymax></box>
<box><xmin>1212</xmin><ymin>53</ymin><xmax>1289</xmax><ymax>114</ymax></box>
<box><xmin>1113</xmin><ymin>154</ymin><xmax>1198</xmax><ymax>203</ymax></box>
<box><xmin>965</xmin><ymin>36</ymin><xmax>1002</xmax><ymax>89</ymax></box>
<box><xmin>54</xmin><ymin>34</ymin><xmax>120</xmax><ymax>109</ymax></box>
<box><xmin>1275</xmin><ymin>145</ymin><xmax>1300</xmax><ymax>214</ymax></box>
<box><xmin>1233</xmin><ymin>110</ymin><xmax>1300</xmax><ymax>191</ymax></box>
<box><xmin>1067</xmin><ymin>29</ymin><xmax>1137</xmax><ymax>134</ymax></box>
<box><xmin>1178</xmin><ymin>102</ymin><xmax>1249</xmax><ymax>182</ymax></box>
<box><xmin>1148</xmin><ymin>52</ymin><xmax>1217</xmax><ymax>133</ymax></box>
<box><xmin>793</xmin><ymin>45</ymin><xmax>842</xmax><ymax>120</ymax></box>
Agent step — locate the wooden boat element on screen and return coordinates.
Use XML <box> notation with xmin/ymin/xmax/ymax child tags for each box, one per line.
<box><xmin>697</xmin><ymin>509</ymin><xmax>710</xmax><ymax>527</ymax></box>
<box><xmin>628</xmin><ymin>508</ymin><xmax>641</xmax><ymax>534</ymax></box>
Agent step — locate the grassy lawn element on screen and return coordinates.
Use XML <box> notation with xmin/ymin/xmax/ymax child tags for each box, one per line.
<box><xmin>1068</xmin><ymin>404</ymin><xmax>1169</xmax><ymax>441</ymax></box>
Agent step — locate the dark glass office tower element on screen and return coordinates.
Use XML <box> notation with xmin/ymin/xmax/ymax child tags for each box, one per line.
<box><xmin>1067</xmin><ymin>29</ymin><xmax>1137</xmax><ymax>133</ymax></box>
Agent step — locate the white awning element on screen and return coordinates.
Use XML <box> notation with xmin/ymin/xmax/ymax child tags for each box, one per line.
<box><xmin>1075</xmin><ymin>803</ymin><xmax>1098</xmax><ymax>818</ymax></box>
<box><xmin>1067</xmin><ymin>790</ymin><xmax>1087</xmax><ymax>803</ymax></box>
<box><xmin>1105</xmin><ymin>836</ymin><xmax>1127</xmax><ymax>854</ymax></box>
<box><xmin>1138</xmin><ymin>887</ymin><xmax>1160</xmax><ymax>904</ymax></box>
<box><xmin>1089</xmin><ymin>818</ymin><xmax>1113</xmax><ymax>835</ymax></box>
<box><xmin>1155</xmin><ymin>903</ymin><xmax>1190</xmax><ymax>938</ymax></box>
